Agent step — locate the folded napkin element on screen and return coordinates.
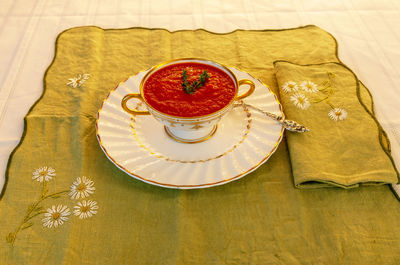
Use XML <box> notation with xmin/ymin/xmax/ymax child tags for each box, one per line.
<box><xmin>274</xmin><ymin>61</ymin><xmax>399</xmax><ymax>188</ymax></box>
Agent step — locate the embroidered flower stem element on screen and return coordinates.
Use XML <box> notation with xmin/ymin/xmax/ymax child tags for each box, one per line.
<box><xmin>6</xmin><ymin>181</ymin><xmax>68</xmax><ymax>246</ymax></box>
<box><xmin>311</xmin><ymin>95</ymin><xmax>329</xmax><ymax>103</ymax></box>
<box><xmin>310</xmin><ymin>72</ymin><xmax>335</xmax><ymax>104</ymax></box>
<box><xmin>325</xmin><ymin>100</ymin><xmax>335</xmax><ymax>109</ymax></box>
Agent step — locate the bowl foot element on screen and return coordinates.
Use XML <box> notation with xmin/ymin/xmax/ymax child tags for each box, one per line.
<box><xmin>164</xmin><ymin>125</ymin><xmax>217</xmax><ymax>144</ymax></box>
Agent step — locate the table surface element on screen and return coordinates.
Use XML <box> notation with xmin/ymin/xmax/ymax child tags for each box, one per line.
<box><xmin>0</xmin><ymin>0</ymin><xmax>400</xmax><ymax>191</ymax></box>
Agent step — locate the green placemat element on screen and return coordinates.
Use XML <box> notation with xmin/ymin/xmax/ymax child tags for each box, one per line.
<box><xmin>1</xmin><ymin>25</ymin><xmax>400</xmax><ymax>264</ymax></box>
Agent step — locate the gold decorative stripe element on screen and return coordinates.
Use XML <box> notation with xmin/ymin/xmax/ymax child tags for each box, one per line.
<box><xmin>129</xmin><ymin>104</ymin><xmax>252</xmax><ymax>163</ymax></box>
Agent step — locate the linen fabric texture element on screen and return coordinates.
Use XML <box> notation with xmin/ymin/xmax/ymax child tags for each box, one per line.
<box><xmin>1</xmin><ymin>25</ymin><xmax>400</xmax><ymax>264</ymax></box>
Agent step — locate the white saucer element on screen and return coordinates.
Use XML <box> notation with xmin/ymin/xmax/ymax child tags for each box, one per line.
<box><xmin>96</xmin><ymin>67</ymin><xmax>284</xmax><ymax>189</ymax></box>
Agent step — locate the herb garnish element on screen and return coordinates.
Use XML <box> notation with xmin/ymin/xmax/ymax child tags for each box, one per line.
<box><xmin>182</xmin><ymin>69</ymin><xmax>210</xmax><ymax>94</ymax></box>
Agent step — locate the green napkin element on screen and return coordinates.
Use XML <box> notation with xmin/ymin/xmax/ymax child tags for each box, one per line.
<box><xmin>274</xmin><ymin>60</ymin><xmax>399</xmax><ymax>188</ymax></box>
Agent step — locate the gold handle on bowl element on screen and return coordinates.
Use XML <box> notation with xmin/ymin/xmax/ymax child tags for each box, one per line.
<box><xmin>236</xmin><ymin>79</ymin><xmax>255</xmax><ymax>100</ymax></box>
<box><xmin>121</xmin><ymin>93</ymin><xmax>150</xmax><ymax>115</ymax></box>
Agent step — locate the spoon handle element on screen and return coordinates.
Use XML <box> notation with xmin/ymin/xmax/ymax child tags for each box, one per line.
<box><xmin>235</xmin><ymin>101</ymin><xmax>310</xmax><ymax>133</ymax></box>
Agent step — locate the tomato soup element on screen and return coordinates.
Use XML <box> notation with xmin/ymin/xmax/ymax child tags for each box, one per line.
<box><xmin>143</xmin><ymin>62</ymin><xmax>236</xmax><ymax>117</ymax></box>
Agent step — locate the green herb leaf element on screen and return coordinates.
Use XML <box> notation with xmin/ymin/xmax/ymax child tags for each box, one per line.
<box><xmin>182</xmin><ymin>70</ymin><xmax>210</xmax><ymax>94</ymax></box>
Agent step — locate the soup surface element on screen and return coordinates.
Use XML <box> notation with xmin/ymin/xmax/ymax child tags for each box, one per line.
<box><xmin>143</xmin><ymin>62</ymin><xmax>236</xmax><ymax>117</ymax></box>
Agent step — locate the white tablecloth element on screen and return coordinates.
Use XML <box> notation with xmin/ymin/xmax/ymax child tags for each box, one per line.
<box><xmin>1</xmin><ymin>0</ymin><xmax>400</xmax><ymax>190</ymax></box>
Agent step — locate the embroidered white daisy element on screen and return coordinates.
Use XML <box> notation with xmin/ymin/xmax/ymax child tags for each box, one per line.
<box><xmin>67</xmin><ymin>74</ymin><xmax>90</xmax><ymax>88</ymax></box>
<box><xmin>328</xmin><ymin>108</ymin><xmax>348</xmax><ymax>121</ymax></box>
<box><xmin>32</xmin><ymin>166</ymin><xmax>56</xmax><ymax>182</ymax></box>
<box><xmin>69</xmin><ymin>176</ymin><xmax>95</xmax><ymax>200</ymax></box>
<box><xmin>281</xmin><ymin>81</ymin><xmax>299</xmax><ymax>93</ymax></box>
<box><xmin>73</xmin><ymin>200</ymin><xmax>99</xmax><ymax>219</ymax></box>
<box><xmin>300</xmin><ymin>81</ymin><xmax>318</xmax><ymax>93</ymax></box>
<box><xmin>42</xmin><ymin>205</ymin><xmax>71</xmax><ymax>228</ymax></box>
<box><xmin>290</xmin><ymin>93</ymin><xmax>310</xmax><ymax>110</ymax></box>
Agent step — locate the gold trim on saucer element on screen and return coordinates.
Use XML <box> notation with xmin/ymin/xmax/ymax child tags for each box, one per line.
<box><xmin>95</xmin><ymin>64</ymin><xmax>284</xmax><ymax>188</ymax></box>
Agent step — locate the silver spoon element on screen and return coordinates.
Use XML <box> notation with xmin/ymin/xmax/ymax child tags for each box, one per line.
<box><xmin>234</xmin><ymin>101</ymin><xmax>309</xmax><ymax>133</ymax></box>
